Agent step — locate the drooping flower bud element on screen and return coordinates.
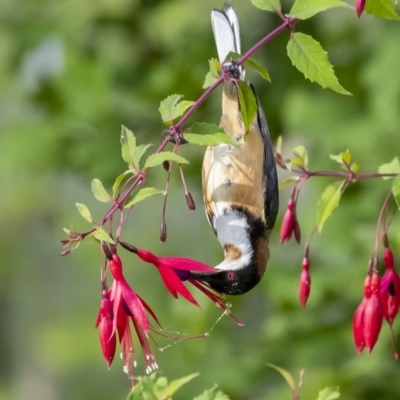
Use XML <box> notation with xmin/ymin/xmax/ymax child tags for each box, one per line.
<box><xmin>355</xmin><ymin>0</ymin><xmax>366</xmax><ymax>18</ymax></box>
<box><xmin>280</xmin><ymin>199</ymin><xmax>296</xmax><ymax>244</ymax></box>
<box><xmin>299</xmin><ymin>257</ymin><xmax>311</xmax><ymax>308</ymax></box>
<box><xmin>160</xmin><ymin>220</ymin><xmax>167</xmax><ymax>242</ymax></box>
<box><xmin>363</xmin><ymin>273</ymin><xmax>383</xmax><ymax>354</ymax></box>
<box><xmin>383</xmin><ymin>247</ymin><xmax>394</xmax><ymax>270</ymax></box>
<box><xmin>97</xmin><ymin>291</ymin><xmax>116</xmax><ymax>368</ymax></box>
<box><xmin>352</xmin><ymin>275</ymin><xmax>371</xmax><ymax>355</ymax></box>
<box><xmin>185</xmin><ymin>191</ymin><xmax>196</xmax><ymax>211</ymax></box>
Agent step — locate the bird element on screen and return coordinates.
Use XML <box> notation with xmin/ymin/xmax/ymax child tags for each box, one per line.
<box><xmin>189</xmin><ymin>3</ymin><xmax>279</xmax><ymax>295</ymax></box>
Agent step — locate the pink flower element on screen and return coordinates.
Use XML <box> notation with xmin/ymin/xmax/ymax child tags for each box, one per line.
<box><xmin>101</xmin><ymin>254</ymin><xmax>160</xmax><ymax>385</ymax></box>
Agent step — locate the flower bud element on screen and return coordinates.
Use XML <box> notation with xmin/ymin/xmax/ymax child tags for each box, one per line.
<box><xmin>98</xmin><ymin>293</ymin><xmax>116</xmax><ymax>368</ymax></box>
<box><xmin>185</xmin><ymin>191</ymin><xmax>196</xmax><ymax>211</ymax></box>
<box><xmin>355</xmin><ymin>0</ymin><xmax>366</xmax><ymax>18</ymax></box>
<box><xmin>299</xmin><ymin>269</ymin><xmax>311</xmax><ymax>308</ymax></box>
<box><xmin>160</xmin><ymin>220</ymin><xmax>167</xmax><ymax>242</ymax></box>
<box><xmin>363</xmin><ymin>273</ymin><xmax>383</xmax><ymax>354</ymax></box>
<box><xmin>280</xmin><ymin>199</ymin><xmax>296</xmax><ymax>244</ymax></box>
<box><xmin>383</xmin><ymin>247</ymin><xmax>394</xmax><ymax>269</ymax></box>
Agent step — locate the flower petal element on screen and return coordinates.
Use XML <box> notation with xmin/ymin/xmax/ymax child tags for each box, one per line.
<box><xmin>158</xmin><ymin>264</ymin><xmax>199</xmax><ymax>306</ymax></box>
<box><xmin>159</xmin><ymin>257</ymin><xmax>216</xmax><ymax>272</ymax></box>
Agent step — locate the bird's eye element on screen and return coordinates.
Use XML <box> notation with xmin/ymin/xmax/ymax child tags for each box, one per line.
<box><xmin>227</xmin><ymin>271</ymin><xmax>236</xmax><ymax>280</ymax></box>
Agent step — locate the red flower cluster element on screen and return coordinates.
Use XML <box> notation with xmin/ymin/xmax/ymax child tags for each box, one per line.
<box><xmin>280</xmin><ymin>198</ymin><xmax>301</xmax><ymax>244</ymax></box>
<box><xmin>353</xmin><ymin>244</ymin><xmax>400</xmax><ymax>357</ymax></box>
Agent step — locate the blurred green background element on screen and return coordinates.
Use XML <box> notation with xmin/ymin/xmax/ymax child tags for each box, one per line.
<box><xmin>1</xmin><ymin>0</ymin><xmax>400</xmax><ymax>399</ymax></box>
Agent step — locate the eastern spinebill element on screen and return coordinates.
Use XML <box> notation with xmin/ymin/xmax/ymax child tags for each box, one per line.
<box><xmin>189</xmin><ymin>3</ymin><xmax>279</xmax><ymax>295</ymax></box>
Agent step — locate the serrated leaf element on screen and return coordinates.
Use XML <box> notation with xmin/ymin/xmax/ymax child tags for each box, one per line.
<box><xmin>251</xmin><ymin>0</ymin><xmax>281</xmax><ymax>12</ymax></box>
<box><xmin>92</xmin><ymin>228</ymin><xmax>115</xmax><ymax>244</ymax></box>
<box><xmin>317</xmin><ymin>181</ymin><xmax>345</xmax><ymax>232</ymax></box>
<box><xmin>121</xmin><ymin>125</ymin><xmax>136</xmax><ymax>166</ymax></box>
<box><xmin>288</xmin><ymin>0</ymin><xmax>352</xmax><ymax>19</ymax></box>
<box><xmin>293</xmin><ymin>145</ymin><xmax>308</xmax><ymax>166</ymax></box>
<box><xmin>276</xmin><ymin>136</ymin><xmax>283</xmax><ymax>154</ymax></box>
<box><xmin>76</xmin><ymin>203</ymin><xmax>92</xmax><ymax>222</ymax></box>
<box><xmin>144</xmin><ymin>152</ymin><xmax>189</xmax><ymax>169</ymax></box>
<box><xmin>133</xmin><ymin>144</ymin><xmax>153</xmax><ymax>169</ymax></box>
<box><xmin>158</xmin><ymin>373</ymin><xmax>199</xmax><ymax>399</ymax></box>
<box><xmin>243</xmin><ymin>58</ymin><xmax>271</xmax><ymax>82</ymax></box>
<box><xmin>159</xmin><ymin>94</ymin><xmax>194</xmax><ymax>125</ymax></box>
<box><xmin>267</xmin><ymin>364</ymin><xmax>296</xmax><ymax>390</ymax></box>
<box><xmin>287</xmin><ymin>33</ymin><xmax>351</xmax><ymax>95</ymax></box>
<box><xmin>378</xmin><ymin>157</ymin><xmax>400</xmax><ymax>180</ymax></box>
<box><xmin>209</xmin><ymin>58</ymin><xmax>221</xmax><ymax>78</ymax></box>
<box><xmin>124</xmin><ymin>187</ymin><xmax>164</xmax><ymax>208</ymax></box>
<box><xmin>237</xmin><ymin>80</ymin><xmax>258</xmax><ymax>134</ymax></box>
<box><xmin>203</xmin><ymin>72</ymin><xmax>219</xmax><ymax>89</ymax></box>
<box><xmin>392</xmin><ymin>175</ymin><xmax>400</xmax><ymax>210</ymax></box>
<box><xmin>91</xmin><ymin>179</ymin><xmax>112</xmax><ymax>203</ymax></box>
<box><xmin>112</xmin><ymin>171</ymin><xmax>130</xmax><ymax>199</ymax></box>
<box><xmin>316</xmin><ymin>386</ymin><xmax>341</xmax><ymax>400</ymax></box>
<box><xmin>365</xmin><ymin>0</ymin><xmax>400</xmax><ymax>20</ymax></box>
<box><xmin>193</xmin><ymin>386</ymin><xmax>230</xmax><ymax>400</ymax></box>
<box><xmin>279</xmin><ymin>176</ymin><xmax>300</xmax><ymax>190</ymax></box>
<box><xmin>329</xmin><ymin>151</ymin><xmax>351</xmax><ymax>166</ymax></box>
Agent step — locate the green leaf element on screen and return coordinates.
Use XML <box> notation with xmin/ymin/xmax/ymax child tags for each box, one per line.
<box><xmin>242</xmin><ymin>58</ymin><xmax>271</xmax><ymax>82</ymax></box>
<box><xmin>203</xmin><ymin>72</ymin><xmax>219</xmax><ymax>89</ymax></box>
<box><xmin>144</xmin><ymin>152</ymin><xmax>189</xmax><ymax>169</ymax></box>
<box><xmin>365</xmin><ymin>0</ymin><xmax>400</xmax><ymax>20</ymax></box>
<box><xmin>76</xmin><ymin>203</ymin><xmax>92</xmax><ymax>222</ymax></box>
<box><xmin>121</xmin><ymin>125</ymin><xmax>136</xmax><ymax>166</ymax></box>
<box><xmin>378</xmin><ymin>157</ymin><xmax>400</xmax><ymax>179</ymax></box>
<box><xmin>209</xmin><ymin>58</ymin><xmax>221</xmax><ymax>78</ymax></box>
<box><xmin>250</xmin><ymin>0</ymin><xmax>281</xmax><ymax>12</ymax></box>
<box><xmin>276</xmin><ymin>136</ymin><xmax>283</xmax><ymax>154</ymax></box>
<box><xmin>158</xmin><ymin>373</ymin><xmax>199</xmax><ymax>399</ymax></box>
<box><xmin>124</xmin><ymin>187</ymin><xmax>164</xmax><ymax>208</ymax></box>
<box><xmin>159</xmin><ymin>94</ymin><xmax>194</xmax><ymax>125</ymax></box>
<box><xmin>194</xmin><ymin>386</ymin><xmax>230</xmax><ymax>400</ymax></box>
<box><xmin>317</xmin><ymin>181</ymin><xmax>345</xmax><ymax>232</ymax></box>
<box><xmin>316</xmin><ymin>386</ymin><xmax>341</xmax><ymax>400</ymax></box>
<box><xmin>392</xmin><ymin>175</ymin><xmax>400</xmax><ymax>210</ymax></box>
<box><xmin>133</xmin><ymin>144</ymin><xmax>153</xmax><ymax>169</ymax></box>
<box><xmin>350</xmin><ymin>162</ymin><xmax>360</xmax><ymax>173</ymax></box>
<box><xmin>279</xmin><ymin>176</ymin><xmax>300</xmax><ymax>190</ymax></box>
<box><xmin>287</xmin><ymin>33</ymin><xmax>351</xmax><ymax>95</ymax></box>
<box><xmin>288</xmin><ymin>0</ymin><xmax>352</xmax><ymax>19</ymax></box>
<box><xmin>92</xmin><ymin>228</ymin><xmax>115</xmax><ymax>244</ymax></box>
<box><xmin>184</xmin><ymin>122</ymin><xmax>238</xmax><ymax>147</ymax></box>
<box><xmin>112</xmin><ymin>171</ymin><xmax>130</xmax><ymax>199</ymax></box>
<box><xmin>293</xmin><ymin>145</ymin><xmax>308</xmax><ymax>166</ymax></box>
<box><xmin>91</xmin><ymin>179</ymin><xmax>112</xmax><ymax>203</ymax></box>
<box><xmin>237</xmin><ymin>80</ymin><xmax>258</xmax><ymax>134</ymax></box>
<box><xmin>266</xmin><ymin>364</ymin><xmax>296</xmax><ymax>391</ymax></box>
<box><xmin>329</xmin><ymin>150</ymin><xmax>351</xmax><ymax>166</ymax></box>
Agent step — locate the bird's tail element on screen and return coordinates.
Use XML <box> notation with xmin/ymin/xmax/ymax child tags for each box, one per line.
<box><xmin>211</xmin><ymin>3</ymin><xmax>244</xmax><ymax>79</ymax></box>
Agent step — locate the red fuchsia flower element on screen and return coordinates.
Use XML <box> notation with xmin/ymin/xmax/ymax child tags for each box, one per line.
<box><xmin>98</xmin><ymin>253</ymin><xmax>161</xmax><ymax>385</ymax></box>
<box><xmin>380</xmin><ymin>246</ymin><xmax>400</xmax><ymax>325</ymax></box>
<box><xmin>353</xmin><ymin>272</ymin><xmax>384</xmax><ymax>355</ymax></box>
<box><xmin>121</xmin><ymin>243</ymin><xmax>243</xmax><ymax>325</ymax></box>
<box><xmin>96</xmin><ymin>290</ymin><xmax>116</xmax><ymax>368</ymax></box>
<box><xmin>280</xmin><ymin>198</ymin><xmax>300</xmax><ymax>244</ymax></box>
<box><xmin>299</xmin><ymin>257</ymin><xmax>311</xmax><ymax>308</ymax></box>
<box><xmin>355</xmin><ymin>0</ymin><xmax>366</xmax><ymax>18</ymax></box>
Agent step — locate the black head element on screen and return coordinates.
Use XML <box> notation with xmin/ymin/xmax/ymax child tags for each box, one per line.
<box><xmin>190</xmin><ymin>265</ymin><xmax>261</xmax><ymax>295</ymax></box>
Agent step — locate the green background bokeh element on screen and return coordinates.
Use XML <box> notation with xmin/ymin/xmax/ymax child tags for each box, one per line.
<box><xmin>1</xmin><ymin>0</ymin><xmax>400</xmax><ymax>399</ymax></box>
